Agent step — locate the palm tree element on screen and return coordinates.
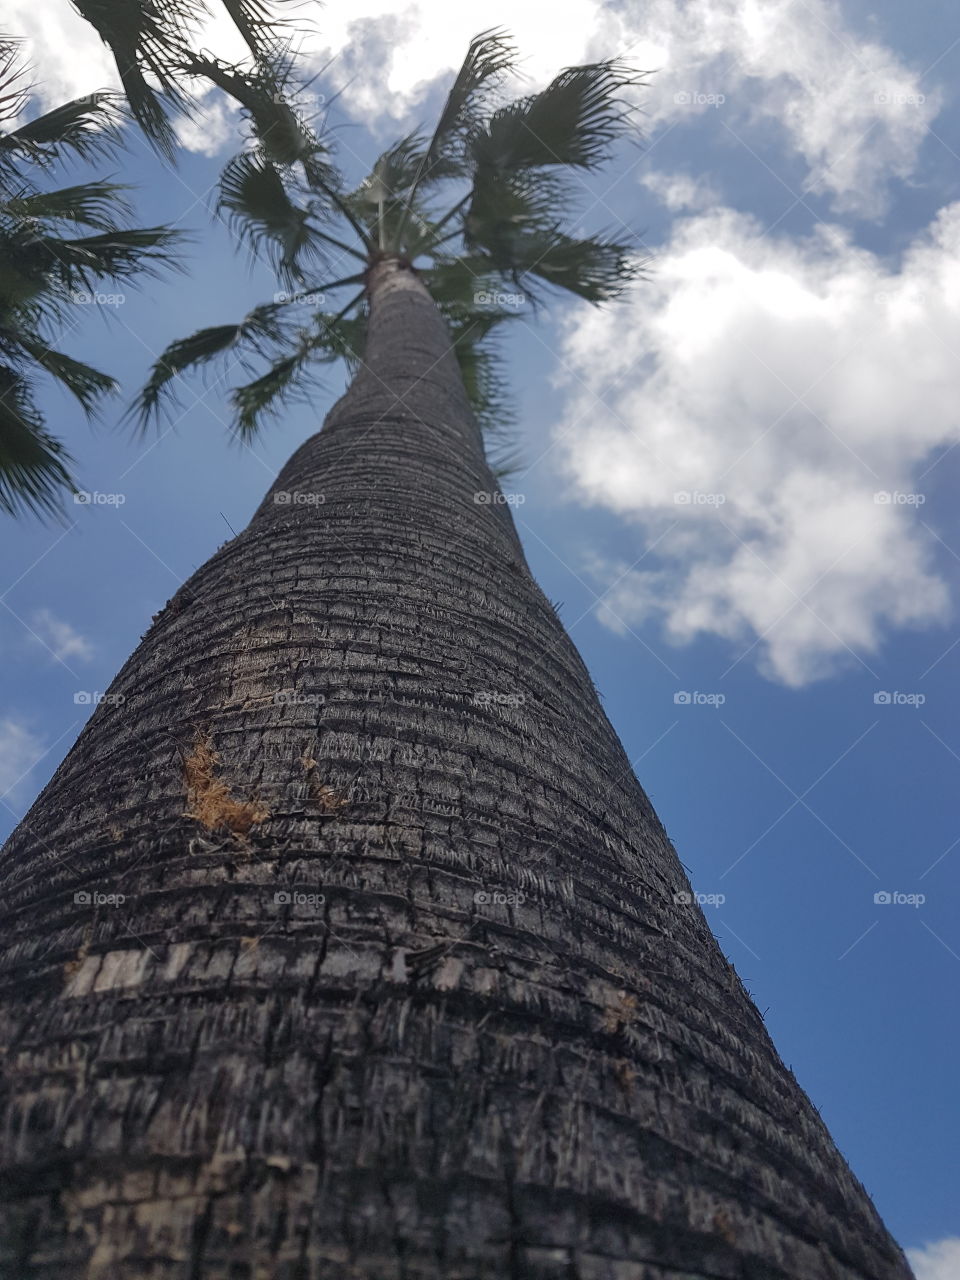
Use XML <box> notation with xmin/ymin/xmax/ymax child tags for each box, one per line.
<box><xmin>0</xmin><ymin>35</ymin><xmax>179</xmax><ymax>516</ymax></box>
<box><xmin>0</xmin><ymin>33</ymin><xmax>913</xmax><ymax>1280</ymax></box>
<box><xmin>0</xmin><ymin>1</ymin><xmax>295</xmax><ymax>518</ymax></box>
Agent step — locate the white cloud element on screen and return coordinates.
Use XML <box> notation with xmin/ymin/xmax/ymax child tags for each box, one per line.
<box><xmin>640</xmin><ymin>170</ymin><xmax>721</xmax><ymax>214</ymax></box>
<box><xmin>5</xmin><ymin>0</ymin><xmax>116</xmax><ymax>105</ymax></box>
<box><xmin>31</xmin><ymin>610</ymin><xmax>94</xmax><ymax>664</ymax></box>
<box><xmin>15</xmin><ymin>0</ymin><xmax>938</xmax><ymax>214</ymax></box>
<box><xmin>553</xmin><ymin>201</ymin><xmax>960</xmax><ymax>686</ymax></box>
<box><xmin>907</xmin><ymin>1237</ymin><xmax>960</xmax><ymax>1280</ymax></box>
<box><xmin>0</xmin><ymin>719</ymin><xmax>45</xmax><ymax>802</ymax></box>
<box><xmin>174</xmin><ymin>93</ymin><xmax>242</xmax><ymax>157</ymax></box>
<box><xmin>299</xmin><ymin>0</ymin><xmax>937</xmax><ymax>215</ymax></box>
<box><xmin>616</xmin><ymin>0</ymin><xmax>939</xmax><ymax>216</ymax></box>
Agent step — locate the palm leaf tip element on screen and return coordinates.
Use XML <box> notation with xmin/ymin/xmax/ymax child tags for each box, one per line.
<box><xmin>0</xmin><ymin>367</ymin><xmax>75</xmax><ymax>518</ymax></box>
<box><xmin>4</xmin><ymin>181</ymin><xmax>133</xmax><ymax>230</ymax></box>
<box><xmin>132</xmin><ymin>303</ymin><xmax>288</xmax><ymax>428</ymax></box>
<box><xmin>218</xmin><ymin>152</ymin><xmax>324</xmax><ymax>280</ymax></box>
<box><xmin>16</xmin><ymin>341</ymin><xmax>117</xmax><ymax>414</ymax></box>
<box><xmin>0</xmin><ymin>93</ymin><xmax>123</xmax><ymax>176</ymax></box>
<box><xmin>230</xmin><ymin>349</ymin><xmax>308</xmax><ymax>441</ymax></box>
<box><xmin>472</xmin><ymin>58</ymin><xmax>645</xmax><ymax>174</ymax></box>
<box><xmin>403</xmin><ymin>27</ymin><xmax>517</xmax><ymax>205</ymax></box>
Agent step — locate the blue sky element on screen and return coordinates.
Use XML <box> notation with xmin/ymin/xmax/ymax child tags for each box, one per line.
<box><xmin>4</xmin><ymin>1</ymin><xmax>959</xmax><ymax>1272</ymax></box>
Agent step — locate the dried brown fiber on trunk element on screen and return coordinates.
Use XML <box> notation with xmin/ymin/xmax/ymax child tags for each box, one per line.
<box><xmin>0</xmin><ymin>259</ymin><xmax>912</xmax><ymax>1279</ymax></box>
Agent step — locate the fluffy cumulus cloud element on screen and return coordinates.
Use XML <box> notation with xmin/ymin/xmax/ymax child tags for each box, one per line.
<box><xmin>615</xmin><ymin>0</ymin><xmax>939</xmax><ymax>216</ymax></box>
<box><xmin>552</xmin><ymin>201</ymin><xmax>960</xmax><ymax>686</ymax></box>
<box><xmin>14</xmin><ymin>0</ymin><xmax>937</xmax><ymax>214</ymax></box>
<box><xmin>907</xmin><ymin>1237</ymin><xmax>960</xmax><ymax>1280</ymax></box>
<box><xmin>0</xmin><ymin>719</ymin><xmax>45</xmax><ymax>803</ymax></box>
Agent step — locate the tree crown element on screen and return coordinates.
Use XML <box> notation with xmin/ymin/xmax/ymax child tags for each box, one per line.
<box><xmin>135</xmin><ymin>29</ymin><xmax>648</xmax><ymax>446</ymax></box>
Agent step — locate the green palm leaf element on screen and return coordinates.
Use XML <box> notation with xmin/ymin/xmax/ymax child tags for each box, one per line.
<box><xmin>0</xmin><ymin>93</ymin><xmax>121</xmax><ymax>180</ymax></box>
<box><xmin>15</xmin><ymin>337</ymin><xmax>117</xmax><ymax>412</ymax></box>
<box><xmin>446</xmin><ymin>310</ymin><xmax>515</xmax><ymax>435</ymax></box>
<box><xmin>411</xmin><ymin>28</ymin><xmax>515</xmax><ymax>196</ymax></box>
<box><xmin>135</xmin><ymin>303</ymin><xmax>288</xmax><ymax>425</ymax></box>
<box><xmin>218</xmin><ymin>151</ymin><xmax>326</xmax><ymax>279</ymax></box>
<box><xmin>132</xmin><ymin>29</ymin><xmax>645</xmax><ymax>459</ymax></box>
<box><xmin>0</xmin><ymin>36</ymin><xmax>30</xmax><ymax>128</ymax></box>
<box><xmin>0</xmin><ymin>365</ymin><xmax>75</xmax><ymax>516</ymax></box>
<box><xmin>495</xmin><ymin>228</ymin><xmax>640</xmax><ymax>303</ymax></box>
<box><xmin>218</xmin><ymin>0</ymin><xmax>287</xmax><ymax>60</ymax></box>
<box><xmin>186</xmin><ymin>51</ymin><xmax>322</xmax><ymax>171</ymax></box>
<box><xmin>229</xmin><ymin>309</ymin><xmax>370</xmax><ymax>440</ymax></box>
<box><xmin>3</xmin><ymin>181</ymin><xmax>132</xmax><ymax>229</ymax></box>
<box><xmin>69</xmin><ymin>0</ymin><xmax>202</xmax><ymax>155</ymax></box>
<box><xmin>30</xmin><ymin>226</ymin><xmax>181</xmax><ymax>291</ymax></box>
<box><xmin>230</xmin><ymin>334</ymin><xmax>327</xmax><ymax>441</ymax></box>
<box><xmin>470</xmin><ymin>60</ymin><xmax>643</xmax><ymax>173</ymax></box>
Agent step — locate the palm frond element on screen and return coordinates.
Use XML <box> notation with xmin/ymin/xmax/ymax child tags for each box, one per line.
<box><xmin>69</xmin><ymin>0</ymin><xmax>203</xmax><ymax>155</ymax></box>
<box><xmin>32</xmin><ymin>225</ymin><xmax>182</xmax><ymax>290</ymax></box>
<box><xmin>394</xmin><ymin>29</ymin><xmax>515</xmax><ymax>248</ymax></box>
<box><xmin>351</xmin><ymin>133</ymin><xmax>439</xmax><ymax>251</ymax></box>
<box><xmin>505</xmin><ymin>228</ymin><xmax>641</xmax><ymax>302</ymax></box>
<box><xmin>420</xmin><ymin>253</ymin><xmax>503</xmax><ymax>310</ymax></box>
<box><xmin>3</xmin><ymin>180</ymin><xmax>132</xmax><ymax>229</ymax></box>
<box><xmin>311</xmin><ymin>308</ymin><xmax>367</xmax><ymax>369</ymax></box>
<box><xmin>186</xmin><ymin>52</ymin><xmax>321</xmax><ymax>170</ymax></box>
<box><xmin>462</xmin><ymin>167</ymin><xmax>563</xmax><ymax>266</ymax></box>
<box><xmin>217</xmin><ymin>0</ymin><xmax>290</xmax><ymax>61</ymax></box>
<box><xmin>470</xmin><ymin>60</ymin><xmax>643</xmax><ymax>173</ymax></box>
<box><xmin>230</xmin><ymin>331</ymin><xmax>328</xmax><ymax>440</ymax></box>
<box><xmin>412</xmin><ymin>29</ymin><xmax>515</xmax><ymax>195</ymax></box>
<box><xmin>0</xmin><ymin>36</ymin><xmax>30</xmax><ymax>127</ymax></box>
<box><xmin>133</xmin><ymin>302</ymin><xmax>288</xmax><ymax>426</ymax></box>
<box><xmin>0</xmin><ymin>93</ymin><xmax>122</xmax><ymax>180</ymax></box>
<box><xmin>15</xmin><ymin>337</ymin><xmax>117</xmax><ymax>412</ymax></box>
<box><xmin>446</xmin><ymin>313</ymin><xmax>515</xmax><ymax>435</ymax></box>
<box><xmin>218</xmin><ymin>151</ymin><xmax>322</xmax><ymax>280</ymax></box>
<box><xmin>0</xmin><ymin>364</ymin><xmax>75</xmax><ymax>516</ymax></box>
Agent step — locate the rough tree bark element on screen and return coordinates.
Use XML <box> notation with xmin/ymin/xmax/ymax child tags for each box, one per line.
<box><xmin>0</xmin><ymin>258</ymin><xmax>912</xmax><ymax>1279</ymax></box>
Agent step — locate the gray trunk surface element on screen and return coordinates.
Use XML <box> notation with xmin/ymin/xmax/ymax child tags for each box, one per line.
<box><xmin>0</xmin><ymin>260</ymin><xmax>912</xmax><ymax>1279</ymax></box>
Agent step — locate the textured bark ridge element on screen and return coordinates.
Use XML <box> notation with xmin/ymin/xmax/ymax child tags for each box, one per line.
<box><xmin>0</xmin><ymin>259</ymin><xmax>911</xmax><ymax>1279</ymax></box>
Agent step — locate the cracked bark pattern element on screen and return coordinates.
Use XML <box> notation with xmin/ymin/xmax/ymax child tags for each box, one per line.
<box><xmin>0</xmin><ymin>260</ymin><xmax>911</xmax><ymax>1279</ymax></box>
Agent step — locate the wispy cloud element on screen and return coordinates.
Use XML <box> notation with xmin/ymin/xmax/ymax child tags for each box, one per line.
<box><xmin>0</xmin><ymin>718</ymin><xmax>46</xmax><ymax>803</ymax></box>
<box><xmin>31</xmin><ymin>610</ymin><xmax>94</xmax><ymax>663</ymax></box>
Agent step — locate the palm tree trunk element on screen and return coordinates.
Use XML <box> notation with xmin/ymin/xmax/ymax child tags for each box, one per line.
<box><xmin>0</xmin><ymin>257</ymin><xmax>911</xmax><ymax>1279</ymax></box>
